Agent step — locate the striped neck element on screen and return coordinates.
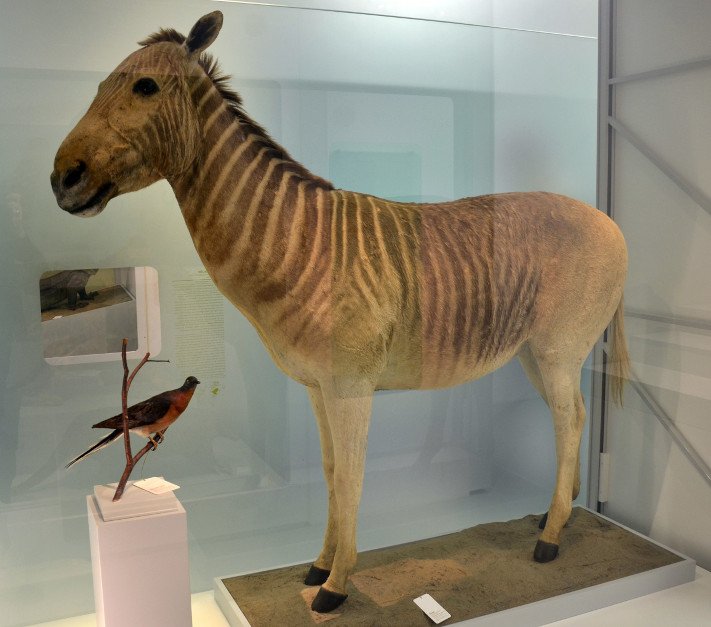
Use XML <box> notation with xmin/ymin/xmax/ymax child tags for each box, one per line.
<box><xmin>168</xmin><ymin>72</ymin><xmax>332</xmax><ymax>302</ymax></box>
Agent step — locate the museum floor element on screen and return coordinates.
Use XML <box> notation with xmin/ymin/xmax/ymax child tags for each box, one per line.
<box><xmin>30</xmin><ymin>567</ymin><xmax>711</xmax><ymax>626</ymax></box>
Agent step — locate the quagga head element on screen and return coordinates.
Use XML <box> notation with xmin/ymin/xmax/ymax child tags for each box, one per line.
<box><xmin>51</xmin><ymin>11</ymin><xmax>224</xmax><ymax>217</ymax></box>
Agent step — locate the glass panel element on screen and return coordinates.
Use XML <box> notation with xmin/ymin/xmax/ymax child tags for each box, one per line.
<box><xmin>607</xmin><ymin>128</ymin><xmax>711</xmax><ymax>566</ymax></box>
<box><xmin>615</xmin><ymin>65</ymin><xmax>711</xmax><ymax>215</ymax></box>
<box><xmin>604</xmin><ymin>2</ymin><xmax>711</xmax><ymax>571</ymax></box>
<box><xmin>0</xmin><ymin>1</ymin><xmax>597</xmax><ymax>623</ymax></box>
<box><xmin>615</xmin><ymin>0</ymin><xmax>711</xmax><ymax>77</ymax></box>
<box><xmin>39</xmin><ymin>266</ymin><xmax>161</xmax><ymax>364</ymax></box>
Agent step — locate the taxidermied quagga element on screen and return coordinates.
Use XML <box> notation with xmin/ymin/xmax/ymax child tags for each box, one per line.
<box><xmin>51</xmin><ymin>11</ymin><xmax>629</xmax><ymax>613</ymax></box>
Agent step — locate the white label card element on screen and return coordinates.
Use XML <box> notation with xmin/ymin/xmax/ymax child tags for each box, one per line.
<box><xmin>413</xmin><ymin>593</ymin><xmax>451</xmax><ymax>624</ymax></box>
<box><xmin>134</xmin><ymin>476</ymin><xmax>180</xmax><ymax>495</ymax></box>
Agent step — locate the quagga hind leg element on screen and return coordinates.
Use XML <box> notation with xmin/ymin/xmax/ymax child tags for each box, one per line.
<box><xmin>308</xmin><ymin>379</ymin><xmax>374</xmax><ymax>613</ymax></box>
<box><xmin>526</xmin><ymin>346</ymin><xmax>588</xmax><ymax>562</ymax></box>
<box><xmin>518</xmin><ymin>345</ymin><xmax>582</xmax><ymax>532</ymax></box>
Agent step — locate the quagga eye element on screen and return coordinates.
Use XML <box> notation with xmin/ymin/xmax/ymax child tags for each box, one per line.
<box><xmin>132</xmin><ymin>77</ymin><xmax>160</xmax><ymax>96</ymax></box>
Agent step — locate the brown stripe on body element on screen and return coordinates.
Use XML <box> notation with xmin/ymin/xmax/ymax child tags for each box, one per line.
<box><xmin>433</xmin><ymin>216</ymin><xmax>463</xmax><ymax>361</ymax></box>
<box><xmin>431</xmin><ymin>210</ymin><xmax>476</xmax><ymax>364</ymax></box>
<box><xmin>286</xmin><ymin>183</ymin><xmax>328</xmax><ymax>300</ymax></box>
<box><xmin>416</xmin><ymin>196</ymin><xmax>541</xmax><ymax>382</ymax></box>
<box><xmin>195</xmin><ymin>133</ymin><xmax>261</xmax><ymax>246</ymax></box>
<box><xmin>204</xmin><ymin>143</ymin><xmax>274</xmax><ymax>265</ymax></box>
<box><xmin>420</xmin><ymin>217</ymin><xmax>449</xmax><ymax>364</ymax></box>
<box><xmin>487</xmin><ymin>200</ymin><xmax>540</xmax><ymax>360</ymax></box>
<box><xmin>369</xmin><ymin>199</ymin><xmax>404</xmax><ymax>309</ymax></box>
<box><xmin>273</xmin><ymin>185</ymin><xmax>333</xmax><ymax>336</ymax></box>
<box><xmin>378</xmin><ymin>201</ymin><xmax>419</xmax><ymax>316</ymax></box>
<box><xmin>252</xmin><ymin>174</ymin><xmax>320</xmax><ymax>305</ymax></box>
<box><xmin>482</xmin><ymin>245</ymin><xmax>512</xmax><ymax>362</ymax></box>
<box><xmin>231</xmin><ymin>156</ymin><xmax>288</xmax><ymax>277</ymax></box>
<box><xmin>256</xmin><ymin>170</ymin><xmax>299</xmax><ymax>279</ymax></box>
<box><xmin>503</xmin><ymin>265</ymin><xmax>540</xmax><ymax>350</ymax></box>
<box><xmin>267</xmin><ymin>181</ymin><xmax>307</xmax><ymax>289</ymax></box>
<box><xmin>353</xmin><ymin>195</ymin><xmax>383</xmax><ymax>302</ymax></box>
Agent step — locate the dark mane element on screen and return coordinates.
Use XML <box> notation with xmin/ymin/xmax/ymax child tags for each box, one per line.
<box><xmin>139</xmin><ymin>28</ymin><xmax>333</xmax><ymax>189</ymax></box>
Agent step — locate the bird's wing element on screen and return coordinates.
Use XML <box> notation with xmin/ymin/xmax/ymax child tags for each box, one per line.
<box><xmin>92</xmin><ymin>395</ymin><xmax>173</xmax><ymax>431</ymax></box>
<box><xmin>65</xmin><ymin>429</ymin><xmax>122</xmax><ymax>469</ymax></box>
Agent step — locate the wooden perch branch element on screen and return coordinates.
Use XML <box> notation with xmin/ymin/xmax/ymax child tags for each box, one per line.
<box><xmin>113</xmin><ymin>338</ymin><xmax>151</xmax><ymax>501</ymax></box>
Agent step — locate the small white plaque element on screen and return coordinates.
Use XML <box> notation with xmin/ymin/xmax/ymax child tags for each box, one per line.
<box><xmin>134</xmin><ymin>476</ymin><xmax>180</xmax><ymax>495</ymax></box>
<box><xmin>93</xmin><ymin>481</ymin><xmax>180</xmax><ymax>521</ymax></box>
<box><xmin>414</xmin><ymin>593</ymin><xmax>451</xmax><ymax>624</ymax></box>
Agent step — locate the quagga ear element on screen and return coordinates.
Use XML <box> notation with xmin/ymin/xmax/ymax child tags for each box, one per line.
<box><xmin>185</xmin><ymin>11</ymin><xmax>223</xmax><ymax>57</ymax></box>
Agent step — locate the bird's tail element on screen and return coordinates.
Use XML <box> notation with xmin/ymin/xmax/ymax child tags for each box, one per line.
<box><xmin>65</xmin><ymin>429</ymin><xmax>122</xmax><ymax>469</ymax></box>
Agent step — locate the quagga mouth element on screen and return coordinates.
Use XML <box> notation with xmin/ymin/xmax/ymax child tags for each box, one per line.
<box><xmin>66</xmin><ymin>182</ymin><xmax>116</xmax><ymax>216</ymax></box>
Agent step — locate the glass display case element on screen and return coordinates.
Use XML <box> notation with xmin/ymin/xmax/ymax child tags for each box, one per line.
<box><xmin>597</xmin><ymin>0</ymin><xmax>711</xmax><ymax>575</ymax></box>
<box><xmin>1</xmin><ymin>1</ymin><xmax>609</xmax><ymax>625</ymax></box>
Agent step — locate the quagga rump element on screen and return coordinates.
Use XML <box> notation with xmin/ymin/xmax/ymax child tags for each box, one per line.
<box><xmin>51</xmin><ymin>12</ymin><xmax>629</xmax><ymax>613</ymax></box>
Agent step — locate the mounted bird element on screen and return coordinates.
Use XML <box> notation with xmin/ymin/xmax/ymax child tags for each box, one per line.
<box><xmin>66</xmin><ymin>376</ymin><xmax>200</xmax><ymax>469</ymax></box>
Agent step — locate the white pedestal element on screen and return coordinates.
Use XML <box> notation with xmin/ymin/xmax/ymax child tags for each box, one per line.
<box><xmin>87</xmin><ymin>483</ymin><xmax>192</xmax><ymax>627</ymax></box>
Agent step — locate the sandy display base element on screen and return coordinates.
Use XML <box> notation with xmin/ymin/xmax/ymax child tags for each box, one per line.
<box><xmin>222</xmin><ymin>508</ymin><xmax>682</xmax><ymax>626</ymax></box>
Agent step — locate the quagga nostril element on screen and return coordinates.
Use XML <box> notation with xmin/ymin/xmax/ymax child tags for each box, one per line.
<box><xmin>62</xmin><ymin>160</ymin><xmax>87</xmax><ymax>189</ymax></box>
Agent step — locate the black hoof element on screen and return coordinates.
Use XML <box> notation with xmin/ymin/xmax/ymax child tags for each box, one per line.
<box><xmin>304</xmin><ymin>564</ymin><xmax>330</xmax><ymax>586</ymax></box>
<box><xmin>311</xmin><ymin>586</ymin><xmax>348</xmax><ymax>613</ymax></box>
<box><xmin>534</xmin><ymin>539</ymin><xmax>559</xmax><ymax>563</ymax></box>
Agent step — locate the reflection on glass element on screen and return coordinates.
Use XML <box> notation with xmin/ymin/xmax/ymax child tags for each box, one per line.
<box><xmin>40</xmin><ymin>269</ymin><xmax>100</xmax><ymax>315</ymax></box>
<box><xmin>39</xmin><ymin>267</ymin><xmax>148</xmax><ymax>360</ymax></box>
